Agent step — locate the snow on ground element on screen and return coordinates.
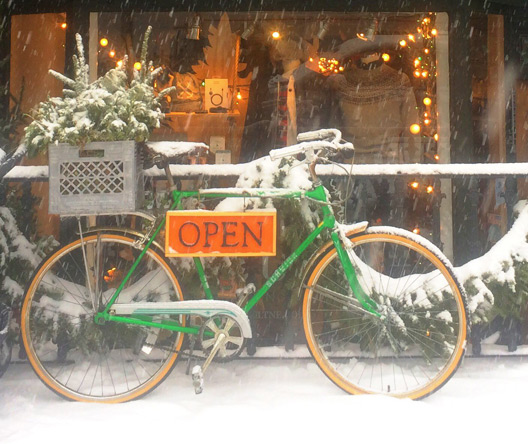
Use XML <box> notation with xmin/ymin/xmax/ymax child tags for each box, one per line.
<box><xmin>1</xmin><ymin>348</ymin><xmax>528</xmax><ymax>444</ymax></box>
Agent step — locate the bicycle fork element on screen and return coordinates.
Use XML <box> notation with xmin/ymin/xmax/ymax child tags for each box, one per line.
<box><xmin>332</xmin><ymin>222</ymin><xmax>381</xmax><ymax>318</ymax></box>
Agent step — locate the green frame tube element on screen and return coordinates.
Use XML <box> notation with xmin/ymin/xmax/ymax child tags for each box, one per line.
<box><xmin>94</xmin><ymin>184</ymin><xmax>379</xmax><ymax>331</ymax></box>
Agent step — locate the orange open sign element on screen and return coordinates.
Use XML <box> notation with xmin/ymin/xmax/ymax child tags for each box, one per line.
<box><xmin>165</xmin><ymin>210</ymin><xmax>277</xmax><ymax>257</ymax></box>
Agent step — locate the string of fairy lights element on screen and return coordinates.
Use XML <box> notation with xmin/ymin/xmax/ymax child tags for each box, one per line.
<box><xmin>404</xmin><ymin>14</ymin><xmax>439</xmax><ymax>160</ymax></box>
<box><xmin>400</xmin><ymin>14</ymin><xmax>439</xmax><ymax>235</ymax></box>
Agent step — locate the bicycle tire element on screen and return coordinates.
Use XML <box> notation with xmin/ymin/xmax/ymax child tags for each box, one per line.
<box><xmin>301</xmin><ymin>227</ymin><xmax>468</xmax><ymax>399</ymax></box>
<box><xmin>20</xmin><ymin>233</ymin><xmax>185</xmax><ymax>402</ymax></box>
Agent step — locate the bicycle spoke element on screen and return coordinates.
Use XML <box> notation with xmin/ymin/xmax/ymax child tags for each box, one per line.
<box><xmin>303</xmin><ymin>231</ymin><xmax>466</xmax><ymax>398</ymax></box>
<box><xmin>23</xmin><ymin>234</ymin><xmax>183</xmax><ymax>402</ymax></box>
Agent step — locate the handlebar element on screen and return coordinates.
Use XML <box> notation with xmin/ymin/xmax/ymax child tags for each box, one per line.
<box><xmin>296</xmin><ymin>128</ymin><xmax>342</xmax><ymax>144</ymax></box>
<box><xmin>269</xmin><ymin>129</ymin><xmax>354</xmax><ymax>161</ymax></box>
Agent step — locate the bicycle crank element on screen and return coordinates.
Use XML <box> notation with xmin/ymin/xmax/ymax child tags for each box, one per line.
<box><xmin>199</xmin><ymin>314</ymin><xmax>246</xmax><ymax>363</ymax></box>
<box><xmin>191</xmin><ymin>315</ymin><xmax>246</xmax><ymax>395</ymax></box>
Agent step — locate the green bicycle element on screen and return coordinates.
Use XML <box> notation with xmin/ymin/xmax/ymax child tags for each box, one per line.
<box><xmin>20</xmin><ymin>129</ymin><xmax>469</xmax><ymax>402</ymax></box>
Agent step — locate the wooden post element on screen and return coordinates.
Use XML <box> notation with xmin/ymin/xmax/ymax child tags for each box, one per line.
<box><xmin>449</xmin><ymin>7</ymin><xmax>480</xmax><ymax>264</ymax></box>
<box><xmin>516</xmin><ymin>81</ymin><xmax>528</xmax><ymax>198</ymax></box>
<box><xmin>486</xmin><ymin>15</ymin><xmax>507</xmax><ymax>235</ymax></box>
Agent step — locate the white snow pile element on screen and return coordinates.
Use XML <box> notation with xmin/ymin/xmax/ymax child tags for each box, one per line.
<box><xmin>215</xmin><ymin>155</ymin><xmax>313</xmax><ymax>217</ymax></box>
<box><xmin>147</xmin><ymin>141</ymin><xmax>209</xmax><ymax>158</ymax></box>
<box><xmin>456</xmin><ymin>201</ymin><xmax>528</xmax><ymax>322</ymax></box>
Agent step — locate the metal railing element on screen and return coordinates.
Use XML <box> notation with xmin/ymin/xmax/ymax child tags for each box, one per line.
<box><xmin>3</xmin><ymin>160</ymin><xmax>528</xmax><ymax>264</ymax></box>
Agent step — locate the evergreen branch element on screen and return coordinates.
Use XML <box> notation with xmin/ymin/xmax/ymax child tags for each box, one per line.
<box><xmin>140</xmin><ymin>26</ymin><xmax>152</xmax><ymax>66</ymax></box>
<box><xmin>75</xmin><ymin>34</ymin><xmax>89</xmax><ymax>86</ymax></box>
<box><xmin>48</xmin><ymin>70</ymin><xmax>76</xmax><ymax>88</ymax></box>
<box><xmin>157</xmin><ymin>86</ymin><xmax>176</xmax><ymax>98</ymax></box>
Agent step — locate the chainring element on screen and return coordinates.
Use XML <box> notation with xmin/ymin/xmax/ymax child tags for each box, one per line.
<box><xmin>199</xmin><ymin>314</ymin><xmax>246</xmax><ymax>363</ymax></box>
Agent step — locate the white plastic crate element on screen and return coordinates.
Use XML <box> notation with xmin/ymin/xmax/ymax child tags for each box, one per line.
<box><xmin>49</xmin><ymin>141</ymin><xmax>144</xmax><ymax>216</ymax></box>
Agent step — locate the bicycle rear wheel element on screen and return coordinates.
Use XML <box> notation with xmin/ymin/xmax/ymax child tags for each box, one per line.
<box><xmin>21</xmin><ymin>233</ymin><xmax>185</xmax><ymax>402</ymax></box>
<box><xmin>302</xmin><ymin>227</ymin><xmax>468</xmax><ymax>399</ymax></box>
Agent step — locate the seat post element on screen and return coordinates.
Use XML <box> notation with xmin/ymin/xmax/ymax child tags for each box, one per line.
<box><xmin>164</xmin><ymin>163</ymin><xmax>177</xmax><ymax>191</ymax></box>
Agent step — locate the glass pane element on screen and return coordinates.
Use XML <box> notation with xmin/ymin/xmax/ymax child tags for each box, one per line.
<box><xmin>97</xmin><ymin>12</ymin><xmax>439</xmax><ymax>166</ymax></box>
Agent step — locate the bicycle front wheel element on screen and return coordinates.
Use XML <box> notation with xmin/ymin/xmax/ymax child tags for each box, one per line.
<box><xmin>21</xmin><ymin>233</ymin><xmax>185</xmax><ymax>402</ymax></box>
<box><xmin>302</xmin><ymin>227</ymin><xmax>468</xmax><ymax>399</ymax></box>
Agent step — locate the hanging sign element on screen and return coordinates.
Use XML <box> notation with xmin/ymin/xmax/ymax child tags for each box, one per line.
<box><xmin>165</xmin><ymin>210</ymin><xmax>277</xmax><ymax>257</ymax></box>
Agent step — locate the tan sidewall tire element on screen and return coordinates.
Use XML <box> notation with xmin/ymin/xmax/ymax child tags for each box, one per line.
<box><xmin>21</xmin><ymin>234</ymin><xmax>185</xmax><ymax>403</ymax></box>
<box><xmin>302</xmin><ymin>231</ymin><xmax>468</xmax><ymax>399</ymax></box>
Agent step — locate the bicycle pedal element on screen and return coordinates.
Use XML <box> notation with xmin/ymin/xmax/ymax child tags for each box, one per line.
<box><xmin>192</xmin><ymin>365</ymin><xmax>204</xmax><ymax>395</ymax></box>
<box><xmin>246</xmin><ymin>338</ymin><xmax>257</xmax><ymax>356</ymax></box>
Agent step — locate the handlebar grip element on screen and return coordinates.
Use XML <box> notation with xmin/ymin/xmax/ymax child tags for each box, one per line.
<box><xmin>269</xmin><ymin>144</ymin><xmax>306</xmax><ymax>161</ymax></box>
<box><xmin>339</xmin><ymin>142</ymin><xmax>355</xmax><ymax>160</ymax></box>
<box><xmin>297</xmin><ymin>129</ymin><xmax>342</xmax><ymax>143</ymax></box>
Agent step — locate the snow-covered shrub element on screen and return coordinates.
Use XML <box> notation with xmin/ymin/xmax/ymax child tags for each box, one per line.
<box><xmin>457</xmin><ymin>201</ymin><xmax>528</xmax><ymax>325</ymax></box>
<box><xmin>24</xmin><ymin>26</ymin><xmax>174</xmax><ymax>156</ymax></box>
<box><xmin>0</xmin><ymin>205</ymin><xmax>56</xmax><ymax>308</ymax></box>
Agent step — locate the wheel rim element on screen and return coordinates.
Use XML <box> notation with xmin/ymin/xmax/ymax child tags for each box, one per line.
<box><xmin>303</xmin><ymin>232</ymin><xmax>467</xmax><ymax>399</ymax></box>
<box><xmin>21</xmin><ymin>235</ymin><xmax>184</xmax><ymax>402</ymax></box>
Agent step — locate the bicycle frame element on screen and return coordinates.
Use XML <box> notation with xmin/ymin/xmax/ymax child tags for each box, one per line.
<box><xmin>94</xmin><ymin>182</ymin><xmax>380</xmax><ymax>335</ymax></box>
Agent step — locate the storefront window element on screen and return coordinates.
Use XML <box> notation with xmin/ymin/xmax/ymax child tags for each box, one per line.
<box><xmin>96</xmin><ymin>12</ymin><xmax>440</xmax><ymax>166</ymax></box>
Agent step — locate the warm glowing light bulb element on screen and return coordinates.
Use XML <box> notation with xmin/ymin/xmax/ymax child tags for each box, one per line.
<box><xmin>421</xmin><ymin>70</ymin><xmax>429</xmax><ymax>78</ymax></box>
<box><xmin>413</xmin><ymin>227</ymin><xmax>420</xmax><ymax>234</ymax></box>
<box><xmin>423</xmin><ymin>97</ymin><xmax>432</xmax><ymax>106</ymax></box>
<box><xmin>434</xmin><ymin>134</ymin><xmax>439</xmax><ymax>142</ymax></box>
<box><xmin>382</xmin><ymin>53</ymin><xmax>390</xmax><ymax>62</ymax></box>
<box><xmin>309</xmin><ymin>57</ymin><xmax>314</xmax><ymax>62</ymax></box>
<box><xmin>116</xmin><ymin>60</ymin><xmax>124</xmax><ymax>68</ymax></box>
<box><xmin>414</xmin><ymin>58</ymin><xmax>421</xmax><ymax>67</ymax></box>
<box><xmin>410</xmin><ymin>124</ymin><xmax>421</xmax><ymax>134</ymax></box>
<box><xmin>108</xmin><ymin>49</ymin><xmax>116</xmax><ymax>58</ymax></box>
<box><xmin>272</xmin><ymin>31</ymin><xmax>281</xmax><ymax>39</ymax></box>
<box><xmin>399</xmin><ymin>39</ymin><xmax>407</xmax><ymax>47</ymax></box>
<box><xmin>424</xmin><ymin>118</ymin><xmax>431</xmax><ymax>125</ymax></box>
<box><xmin>133</xmin><ymin>61</ymin><xmax>142</xmax><ymax>71</ymax></box>
<box><xmin>426</xmin><ymin>185</ymin><xmax>434</xmax><ymax>194</ymax></box>
<box><xmin>410</xmin><ymin>181</ymin><xmax>419</xmax><ymax>189</ymax></box>
<box><xmin>413</xmin><ymin>70</ymin><xmax>421</xmax><ymax>78</ymax></box>
<box><xmin>408</xmin><ymin>34</ymin><xmax>416</xmax><ymax>42</ymax></box>
<box><xmin>424</xmin><ymin>48</ymin><xmax>430</xmax><ymax>54</ymax></box>
<box><xmin>434</xmin><ymin>153</ymin><xmax>440</xmax><ymax>160</ymax></box>
<box><xmin>100</xmin><ymin>38</ymin><xmax>109</xmax><ymax>47</ymax></box>
<box><xmin>339</xmin><ymin>66</ymin><xmax>344</xmax><ymax>71</ymax></box>
<box><xmin>236</xmin><ymin>89</ymin><xmax>242</xmax><ymax>100</ymax></box>
<box><xmin>431</xmin><ymin>28</ymin><xmax>438</xmax><ymax>36</ymax></box>
<box><xmin>60</xmin><ymin>22</ymin><xmax>67</xmax><ymax>30</ymax></box>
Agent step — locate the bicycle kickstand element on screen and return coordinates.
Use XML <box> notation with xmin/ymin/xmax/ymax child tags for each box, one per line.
<box><xmin>191</xmin><ymin>333</ymin><xmax>227</xmax><ymax>395</ymax></box>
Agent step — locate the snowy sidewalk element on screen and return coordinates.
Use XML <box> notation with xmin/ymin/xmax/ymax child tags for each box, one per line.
<box><xmin>1</xmin><ymin>354</ymin><xmax>527</xmax><ymax>444</ymax></box>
